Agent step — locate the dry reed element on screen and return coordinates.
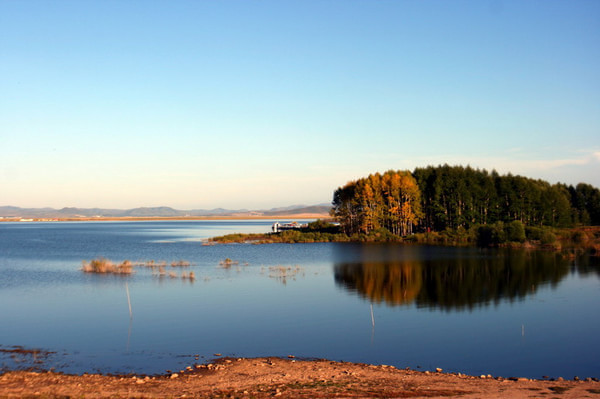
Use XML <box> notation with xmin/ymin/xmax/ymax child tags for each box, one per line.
<box><xmin>219</xmin><ymin>258</ymin><xmax>239</xmax><ymax>269</ymax></box>
<box><xmin>81</xmin><ymin>258</ymin><xmax>134</xmax><ymax>275</ymax></box>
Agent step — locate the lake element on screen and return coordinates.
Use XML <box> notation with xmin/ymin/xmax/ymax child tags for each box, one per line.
<box><xmin>0</xmin><ymin>220</ymin><xmax>598</xmax><ymax>379</ymax></box>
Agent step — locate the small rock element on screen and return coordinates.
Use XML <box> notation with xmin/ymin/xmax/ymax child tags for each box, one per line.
<box><xmin>135</xmin><ymin>379</ymin><xmax>145</xmax><ymax>384</ymax></box>
<box><xmin>517</xmin><ymin>377</ymin><xmax>528</xmax><ymax>382</ymax></box>
<box><xmin>288</xmin><ymin>355</ymin><xmax>295</xmax><ymax>358</ymax></box>
<box><xmin>214</xmin><ymin>353</ymin><xmax>222</xmax><ymax>356</ymax></box>
<box><xmin>480</xmin><ymin>375</ymin><xmax>486</xmax><ymax>379</ymax></box>
<box><xmin>435</xmin><ymin>368</ymin><xmax>443</xmax><ymax>373</ymax></box>
<box><xmin>487</xmin><ymin>374</ymin><xmax>492</xmax><ymax>379</ymax></box>
<box><xmin>170</xmin><ymin>373</ymin><xmax>179</xmax><ymax>379</ymax></box>
<box><xmin>574</xmin><ymin>376</ymin><xmax>580</xmax><ymax>381</ymax></box>
<box><xmin>557</xmin><ymin>377</ymin><xmax>564</xmax><ymax>381</ymax></box>
<box><xmin>424</xmin><ymin>371</ymin><xmax>430</xmax><ymax>375</ymax></box>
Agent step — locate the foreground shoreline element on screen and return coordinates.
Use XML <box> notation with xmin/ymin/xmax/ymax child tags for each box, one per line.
<box><xmin>1</xmin><ymin>357</ymin><xmax>598</xmax><ymax>398</ymax></box>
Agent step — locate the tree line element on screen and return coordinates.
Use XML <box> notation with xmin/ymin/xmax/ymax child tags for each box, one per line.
<box><xmin>332</xmin><ymin>165</ymin><xmax>600</xmax><ymax>236</ymax></box>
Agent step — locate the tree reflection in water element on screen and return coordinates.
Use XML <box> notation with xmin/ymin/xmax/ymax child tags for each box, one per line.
<box><xmin>333</xmin><ymin>245</ymin><xmax>579</xmax><ymax>311</ymax></box>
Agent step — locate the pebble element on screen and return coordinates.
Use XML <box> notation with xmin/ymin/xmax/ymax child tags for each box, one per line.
<box><xmin>170</xmin><ymin>373</ymin><xmax>179</xmax><ymax>379</ymax></box>
<box><xmin>435</xmin><ymin>368</ymin><xmax>443</xmax><ymax>373</ymax></box>
<box><xmin>480</xmin><ymin>375</ymin><xmax>486</xmax><ymax>379</ymax></box>
<box><xmin>135</xmin><ymin>379</ymin><xmax>145</xmax><ymax>384</ymax></box>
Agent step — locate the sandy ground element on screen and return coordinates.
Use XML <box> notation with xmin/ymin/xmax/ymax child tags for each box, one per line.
<box><xmin>1</xmin><ymin>357</ymin><xmax>598</xmax><ymax>398</ymax></box>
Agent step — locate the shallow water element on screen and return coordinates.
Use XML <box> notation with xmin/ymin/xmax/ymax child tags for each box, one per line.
<box><xmin>0</xmin><ymin>220</ymin><xmax>598</xmax><ymax>378</ymax></box>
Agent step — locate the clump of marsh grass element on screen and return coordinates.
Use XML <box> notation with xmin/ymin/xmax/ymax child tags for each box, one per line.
<box><xmin>137</xmin><ymin>260</ymin><xmax>167</xmax><ymax>268</ymax></box>
<box><xmin>268</xmin><ymin>265</ymin><xmax>304</xmax><ymax>284</ymax></box>
<box><xmin>171</xmin><ymin>260</ymin><xmax>191</xmax><ymax>267</ymax></box>
<box><xmin>181</xmin><ymin>271</ymin><xmax>196</xmax><ymax>280</ymax></box>
<box><xmin>219</xmin><ymin>258</ymin><xmax>239</xmax><ymax>269</ymax></box>
<box><xmin>81</xmin><ymin>258</ymin><xmax>134</xmax><ymax>275</ymax></box>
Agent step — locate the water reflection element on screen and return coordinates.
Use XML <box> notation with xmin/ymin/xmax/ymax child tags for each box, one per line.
<box><xmin>334</xmin><ymin>245</ymin><xmax>571</xmax><ymax>310</ymax></box>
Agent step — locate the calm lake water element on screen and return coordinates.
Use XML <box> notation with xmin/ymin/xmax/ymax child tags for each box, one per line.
<box><xmin>0</xmin><ymin>220</ymin><xmax>598</xmax><ymax>379</ymax></box>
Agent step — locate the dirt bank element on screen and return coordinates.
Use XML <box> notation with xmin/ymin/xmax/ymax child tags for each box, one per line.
<box><xmin>1</xmin><ymin>357</ymin><xmax>598</xmax><ymax>398</ymax></box>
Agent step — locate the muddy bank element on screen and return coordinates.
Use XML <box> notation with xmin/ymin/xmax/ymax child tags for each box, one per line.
<box><xmin>1</xmin><ymin>357</ymin><xmax>598</xmax><ymax>398</ymax></box>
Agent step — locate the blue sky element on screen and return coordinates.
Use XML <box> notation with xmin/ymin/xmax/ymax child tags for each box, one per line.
<box><xmin>1</xmin><ymin>0</ymin><xmax>599</xmax><ymax>209</ymax></box>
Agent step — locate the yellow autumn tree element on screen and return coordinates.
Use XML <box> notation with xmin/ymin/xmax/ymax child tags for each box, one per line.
<box><xmin>332</xmin><ymin>170</ymin><xmax>423</xmax><ymax>236</ymax></box>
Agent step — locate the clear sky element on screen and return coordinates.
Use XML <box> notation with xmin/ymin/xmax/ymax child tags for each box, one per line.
<box><xmin>1</xmin><ymin>0</ymin><xmax>599</xmax><ymax>210</ymax></box>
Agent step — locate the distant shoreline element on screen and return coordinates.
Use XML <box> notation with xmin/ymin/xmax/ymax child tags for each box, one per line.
<box><xmin>0</xmin><ymin>213</ymin><xmax>329</xmax><ymax>223</ymax></box>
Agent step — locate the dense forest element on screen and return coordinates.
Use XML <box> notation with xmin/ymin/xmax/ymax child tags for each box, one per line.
<box><xmin>331</xmin><ymin>165</ymin><xmax>600</xmax><ymax>238</ymax></box>
<box><xmin>212</xmin><ymin>165</ymin><xmax>600</xmax><ymax>248</ymax></box>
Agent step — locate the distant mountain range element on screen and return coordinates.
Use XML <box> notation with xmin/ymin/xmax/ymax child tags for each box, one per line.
<box><xmin>0</xmin><ymin>204</ymin><xmax>332</xmax><ymax>219</ymax></box>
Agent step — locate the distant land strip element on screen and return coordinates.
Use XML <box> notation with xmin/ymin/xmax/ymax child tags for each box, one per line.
<box><xmin>0</xmin><ymin>205</ymin><xmax>331</xmax><ymax>221</ymax></box>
